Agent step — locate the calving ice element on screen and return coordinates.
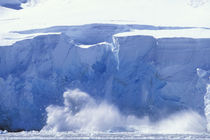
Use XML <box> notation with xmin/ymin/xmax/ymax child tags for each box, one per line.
<box><xmin>0</xmin><ymin>24</ymin><xmax>209</xmax><ymax>133</ymax></box>
<box><xmin>0</xmin><ymin>0</ymin><xmax>210</xmax><ymax>137</ymax></box>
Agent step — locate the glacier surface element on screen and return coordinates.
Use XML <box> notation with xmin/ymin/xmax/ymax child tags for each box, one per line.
<box><xmin>1</xmin><ymin>0</ymin><xmax>210</xmax><ymax>32</ymax></box>
<box><xmin>0</xmin><ymin>24</ymin><xmax>210</xmax><ymax>132</ymax></box>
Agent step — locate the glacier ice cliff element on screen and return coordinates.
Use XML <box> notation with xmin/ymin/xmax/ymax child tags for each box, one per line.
<box><xmin>0</xmin><ymin>24</ymin><xmax>210</xmax><ymax>132</ymax></box>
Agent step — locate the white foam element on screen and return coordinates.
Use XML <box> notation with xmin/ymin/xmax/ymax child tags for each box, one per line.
<box><xmin>43</xmin><ymin>89</ymin><xmax>206</xmax><ymax>133</ymax></box>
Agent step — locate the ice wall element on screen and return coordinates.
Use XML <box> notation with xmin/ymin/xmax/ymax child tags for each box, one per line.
<box><xmin>0</xmin><ymin>33</ymin><xmax>116</xmax><ymax>131</ymax></box>
<box><xmin>0</xmin><ymin>24</ymin><xmax>210</xmax><ymax>131</ymax></box>
<box><xmin>155</xmin><ymin>38</ymin><xmax>210</xmax><ymax>115</ymax></box>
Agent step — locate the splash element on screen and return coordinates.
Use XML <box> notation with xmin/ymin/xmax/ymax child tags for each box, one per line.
<box><xmin>197</xmin><ymin>68</ymin><xmax>210</xmax><ymax>131</ymax></box>
<box><xmin>43</xmin><ymin>89</ymin><xmax>206</xmax><ymax>133</ymax></box>
<box><xmin>205</xmin><ymin>84</ymin><xmax>210</xmax><ymax>131</ymax></box>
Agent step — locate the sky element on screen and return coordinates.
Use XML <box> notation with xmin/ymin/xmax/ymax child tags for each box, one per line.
<box><xmin>0</xmin><ymin>0</ymin><xmax>210</xmax><ymax>32</ymax></box>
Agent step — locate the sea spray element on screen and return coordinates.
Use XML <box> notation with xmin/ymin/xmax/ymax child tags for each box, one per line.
<box><xmin>43</xmin><ymin>89</ymin><xmax>206</xmax><ymax>133</ymax></box>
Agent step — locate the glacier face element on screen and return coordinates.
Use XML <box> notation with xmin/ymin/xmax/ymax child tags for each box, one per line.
<box><xmin>0</xmin><ymin>24</ymin><xmax>210</xmax><ymax>131</ymax></box>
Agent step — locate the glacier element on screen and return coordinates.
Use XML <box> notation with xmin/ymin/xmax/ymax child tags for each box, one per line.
<box><xmin>0</xmin><ymin>24</ymin><xmax>210</xmax><ymax>132</ymax></box>
<box><xmin>0</xmin><ymin>0</ymin><xmax>28</xmax><ymax>10</ymax></box>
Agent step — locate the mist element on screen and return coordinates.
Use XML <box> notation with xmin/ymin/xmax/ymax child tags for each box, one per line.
<box><xmin>43</xmin><ymin>89</ymin><xmax>207</xmax><ymax>134</ymax></box>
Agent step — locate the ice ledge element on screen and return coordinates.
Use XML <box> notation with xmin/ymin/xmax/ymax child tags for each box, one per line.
<box><xmin>114</xmin><ymin>28</ymin><xmax>210</xmax><ymax>39</ymax></box>
<box><xmin>0</xmin><ymin>32</ymin><xmax>61</xmax><ymax>46</ymax></box>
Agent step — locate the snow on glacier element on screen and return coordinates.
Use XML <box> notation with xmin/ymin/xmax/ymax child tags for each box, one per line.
<box><xmin>0</xmin><ymin>24</ymin><xmax>210</xmax><ymax>133</ymax></box>
<box><xmin>1</xmin><ymin>0</ymin><xmax>210</xmax><ymax>33</ymax></box>
<box><xmin>0</xmin><ymin>32</ymin><xmax>61</xmax><ymax>46</ymax></box>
